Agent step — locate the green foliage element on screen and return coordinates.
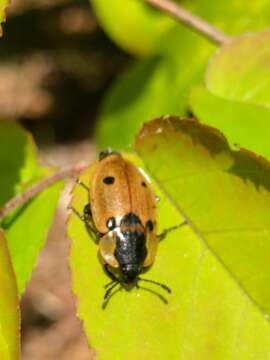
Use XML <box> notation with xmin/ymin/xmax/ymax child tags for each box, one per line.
<box><xmin>5</xmin><ymin>180</ymin><xmax>63</xmax><ymax>294</ymax></box>
<box><xmin>68</xmin><ymin>117</ymin><xmax>270</xmax><ymax>359</ymax></box>
<box><xmin>95</xmin><ymin>1</ymin><xmax>270</xmax><ymax>151</ymax></box>
<box><xmin>0</xmin><ymin>121</ymin><xmax>63</xmax><ymax>294</ymax></box>
<box><xmin>136</xmin><ymin>116</ymin><xmax>270</xmax><ymax>320</ymax></box>
<box><xmin>190</xmin><ymin>86</ymin><xmax>270</xmax><ymax>159</ymax></box>
<box><xmin>0</xmin><ymin>121</ymin><xmax>38</xmax><ymax>206</ymax></box>
<box><xmin>0</xmin><ymin>230</ymin><xmax>20</xmax><ymax>360</ymax></box>
<box><xmin>96</xmin><ymin>26</ymin><xmax>213</xmax><ymax>150</ymax></box>
<box><xmin>91</xmin><ymin>0</ymin><xmax>270</xmax><ymax>57</ymax></box>
<box><xmin>0</xmin><ymin>0</ymin><xmax>8</xmax><ymax>33</ymax></box>
<box><xmin>206</xmin><ymin>31</ymin><xmax>270</xmax><ymax>106</ymax></box>
<box><xmin>190</xmin><ymin>31</ymin><xmax>270</xmax><ymax>160</ymax></box>
<box><xmin>91</xmin><ymin>0</ymin><xmax>172</xmax><ymax>56</ymax></box>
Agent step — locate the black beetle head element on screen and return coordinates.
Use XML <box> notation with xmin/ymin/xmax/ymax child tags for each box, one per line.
<box><xmin>121</xmin><ymin>264</ymin><xmax>142</xmax><ymax>284</ymax></box>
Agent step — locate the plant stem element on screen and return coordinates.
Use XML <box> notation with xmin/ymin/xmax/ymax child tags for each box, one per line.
<box><xmin>143</xmin><ymin>0</ymin><xmax>231</xmax><ymax>45</ymax></box>
<box><xmin>0</xmin><ymin>163</ymin><xmax>86</xmax><ymax>220</ymax></box>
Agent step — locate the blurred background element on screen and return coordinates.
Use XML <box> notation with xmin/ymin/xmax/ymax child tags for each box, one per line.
<box><xmin>2</xmin><ymin>1</ymin><xmax>129</xmax><ymax>358</ymax></box>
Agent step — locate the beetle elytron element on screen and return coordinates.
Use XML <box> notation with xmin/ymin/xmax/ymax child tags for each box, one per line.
<box><xmin>69</xmin><ymin>150</ymin><xmax>186</xmax><ymax>303</ymax></box>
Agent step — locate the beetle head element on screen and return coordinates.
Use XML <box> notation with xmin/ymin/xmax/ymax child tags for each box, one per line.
<box><xmin>120</xmin><ymin>263</ymin><xmax>142</xmax><ymax>284</ymax></box>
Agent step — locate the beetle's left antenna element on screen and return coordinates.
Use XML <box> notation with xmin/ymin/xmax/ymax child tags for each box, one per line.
<box><xmin>103</xmin><ymin>281</ymin><xmax>120</xmax><ymax>304</ymax></box>
<box><xmin>138</xmin><ymin>278</ymin><xmax>171</xmax><ymax>293</ymax></box>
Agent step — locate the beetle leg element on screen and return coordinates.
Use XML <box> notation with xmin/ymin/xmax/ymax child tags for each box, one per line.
<box><xmin>103</xmin><ymin>264</ymin><xmax>118</xmax><ymax>282</ymax></box>
<box><xmin>68</xmin><ymin>205</ymin><xmax>99</xmax><ymax>240</ymax></box>
<box><xmin>157</xmin><ymin>220</ymin><xmax>187</xmax><ymax>241</ymax></box>
<box><xmin>83</xmin><ymin>203</ymin><xmax>92</xmax><ymax>220</ymax></box>
<box><xmin>76</xmin><ymin>179</ymin><xmax>89</xmax><ymax>191</ymax></box>
<box><xmin>67</xmin><ymin>205</ymin><xmax>84</xmax><ymax>221</ymax></box>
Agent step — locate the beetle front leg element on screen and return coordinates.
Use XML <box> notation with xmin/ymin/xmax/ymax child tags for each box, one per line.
<box><xmin>157</xmin><ymin>220</ymin><xmax>187</xmax><ymax>241</ymax></box>
<box><xmin>68</xmin><ymin>204</ymin><xmax>99</xmax><ymax>240</ymax></box>
<box><xmin>76</xmin><ymin>179</ymin><xmax>89</xmax><ymax>192</ymax></box>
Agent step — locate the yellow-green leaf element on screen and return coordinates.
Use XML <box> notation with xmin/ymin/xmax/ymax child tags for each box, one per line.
<box><xmin>0</xmin><ymin>0</ymin><xmax>8</xmax><ymax>35</ymax></box>
<box><xmin>91</xmin><ymin>0</ymin><xmax>172</xmax><ymax>56</ymax></box>
<box><xmin>68</xmin><ymin>135</ymin><xmax>270</xmax><ymax>359</ymax></box>
<box><xmin>189</xmin><ymin>85</ymin><xmax>270</xmax><ymax>160</ymax></box>
<box><xmin>0</xmin><ymin>229</ymin><xmax>20</xmax><ymax>360</ymax></box>
<box><xmin>0</xmin><ymin>121</ymin><xmax>64</xmax><ymax>294</ymax></box>
<box><xmin>96</xmin><ymin>26</ymin><xmax>214</xmax><ymax>150</ymax></box>
<box><xmin>5</xmin><ymin>180</ymin><xmax>64</xmax><ymax>294</ymax></box>
<box><xmin>0</xmin><ymin>121</ymin><xmax>38</xmax><ymax>207</ymax></box>
<box><xmin>206</xmin><ymin>31</ymin><xmax>270</xmax><ymax>107</ymax></box>
<box><xmin>189</xmin><ymin>31</ymin><xmax>270</xmax><ymax>160</ymax></box>
<box><xmin>136</xmin><ymin>116</ymin><xmax>270</xmax><ymax>319</ymax></box>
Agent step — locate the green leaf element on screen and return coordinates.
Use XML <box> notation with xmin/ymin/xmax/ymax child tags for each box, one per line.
<box><xmin>68</xmin><ymin>136</ymin><xmax>270</xmax><ymax>359</ymax></box>
<box><xmin>5</xmin><ymin>181</ymin><xmax>63</xmax><ymax>294</ymax></box>
<box><xmin>188</xmin><ymin>0</ymin><xmax>270</xmax><ymax>34</ymax></box>
<box><xmin>135</xmin><ymin>116</ymin><xmax>270</xmax><ymax>321</ymax></box>
<box><xmin>95</xmin><ymin>2</ymin><xmax>270</xmax><ymax>149</ymax></box>
<box><xmin>0</xmin><ymin>0</ymin><xmax>8</xmax><ymax>34</ymax></box>
<box><xmin>189</xmin><ymin>85</ymin><xmax>270</xmax><ymax>160</ymax></box>
<box><xmin>0</xmin><ymin>229</ymin><xmax>20</xmax><ymax>360</ymax></box>
<box><xmin>96</xmin><ymin>26</ymin><xmax>214</xmax><ymax>150</ymax></box>
<box><xmin>0</xmin><ymin>121</ymin><xmax>63</xmax><ymax>294</ymax></box>
<box><xmin>189</xmin><ymin>31</ymin><xmax>270</xmax><ymax>160</ymax></box>
<box><xmin>206</xmin><ymin>31</ymin><xmax>270</xmax><ymax>107</ymax></box>
<box><xmin>91</xmin><ymin>0</ymin><xmax>270</xmax><ymax>56</ymax></box>
<box><xmin>91</xmin><ymin>0</ymin><xmax>172</xmax><ymax>56</ymax></box>
<box><xmin>0</xmin><ymin>121</ymin><xmax>38</xmax><ymax>206</ymax></box>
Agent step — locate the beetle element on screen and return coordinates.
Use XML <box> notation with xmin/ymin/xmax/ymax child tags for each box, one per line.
<box><xmin>69</xmin><ymin>149</ymin><xmax>186</xmax><ymax>303</ymax></box>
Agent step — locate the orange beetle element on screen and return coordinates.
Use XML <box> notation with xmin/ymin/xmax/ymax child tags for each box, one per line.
<box><xmin>70</xmin><ymin>150</ymin><xmax>185</xmax><ymax>302</ymax></box>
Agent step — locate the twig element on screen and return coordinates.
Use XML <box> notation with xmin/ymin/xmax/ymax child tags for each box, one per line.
<box><xmin>0</xmin><ymin>163</ymin><xmax>87</xmax><ymax>220</ymax></box>
<box><xmin>143</xmin><ymin>0</ymin><xmax>231</xmax><ymax>45</ymax></box>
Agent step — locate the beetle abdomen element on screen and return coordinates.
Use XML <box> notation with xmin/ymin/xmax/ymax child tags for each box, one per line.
<box><xmin>114</xmin><ymin>213</ymin><xmax>147</xmax><ymax>283</ymax></box>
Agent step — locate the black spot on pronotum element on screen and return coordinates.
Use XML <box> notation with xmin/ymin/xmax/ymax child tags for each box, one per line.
<box><xmin>141</xmin><ymin>181</ymin><xmax>147</xmax><ymax>187</ymax></box>
<box><xmin>103</xmin><ymin>176</ymin><xmax>115</xmax><ymax>185</ymax></box>
<box><xmin>146</xmin><ymin>220</ymin><xmax>154</xmax><ymax>231</ymax></box>
<box><xmin>107</xmin><ymin>217</ymin><xmax>116</xmax><ymax>230</ymax></box>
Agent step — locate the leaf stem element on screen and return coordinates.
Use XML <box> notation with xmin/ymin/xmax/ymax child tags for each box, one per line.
<box><xmin>0</xmin><ymin>163</ymin><xmax>87</xmax><ymax>220</ymax></box>
<box><xmin>143</xmin><ymin>0</ymin><xmax>231</xmax><ymax>45</ymax></box>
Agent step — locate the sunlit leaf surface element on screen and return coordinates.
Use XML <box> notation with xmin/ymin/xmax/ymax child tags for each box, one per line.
<box><xmin>91</xmin><ymin>0</ymin><xmax>172</xmax><ymax>56</ymax></box>
<box><xmin>91</xmin><ymin>0</ymin><xmax>270</xmax><ymax>56</ymax></box>
<box><xmin>0</xmin><ymin>229</ymin><xmax>20</xmax><ymax>360</ymax></box>
<box><xmin>190</xmin><ymin>85</ymin><xmax>270</xmax><ymax>160</ymax></box>
<box><xmin>136</xmin><ymin>116</ymin><xmax>270</xmax><ymax>319</ymax></box>
<box><xmin>206</xmin><ymin>31</ymin><xmax>270</xmax><ymax>107</ymax></box>
<box><xmin>190</xmin><ymin>31</ymin><xmax>270</xmax><ymax>160</ymax></box>
<box><xmin>68</xmin><ymin>129</ymin><xmax>270</xmax><ymax>359</ymax></box>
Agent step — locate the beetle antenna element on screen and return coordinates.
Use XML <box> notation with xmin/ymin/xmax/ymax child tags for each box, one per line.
<box><xmin>103</xmin><ymin>281</ymin><xmax>120</xmax><ymax>302</ymax></box>
<box><xmin>137</xmin><ymin>278</ymin><xmax>171</xmax><ymax>293</ymax></box>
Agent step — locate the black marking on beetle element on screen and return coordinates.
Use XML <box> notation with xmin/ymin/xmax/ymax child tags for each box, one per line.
<box><xmin>103</xmin><ymin>176</ymin><xmax>115</xmax><ymax>185</ymax></box>
<box><xmin>146</xmin><ymin>220</ymin><xmax>154</xmax><ymax>231</ymax></box>
<box><xmin>141</xmin><ymin>181</ymin><xmax>147</xmax><ymax>187</ymax></box>
<box><xmin>107</xmin><ymin>217</ymin><xmax>116</xmax><ymax>230</ymax></box>
<box><xmin>83</xmin><ymin>203</ymin><xmax>92</xmax><ymax>217</ymax></box>
<box><xmin>114</xmin><ymin>213</ymin><xmax>147</xmax><ymax>284</ymax></box>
